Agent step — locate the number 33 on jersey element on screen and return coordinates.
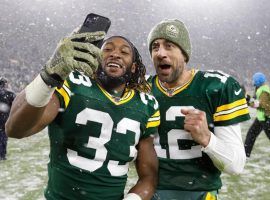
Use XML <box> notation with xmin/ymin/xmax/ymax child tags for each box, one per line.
<box><xmin>45</xmin><ymin>71</ymin><xmax>160</xmax><ymax>199</ymax></box>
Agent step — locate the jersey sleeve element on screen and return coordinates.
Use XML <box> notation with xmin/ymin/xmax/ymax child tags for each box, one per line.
<box><xmin>55</xmin><ymin>79</ymin><xmax>72</xmax><ymax>110</ymax></box>
<box><xmin>213</xmin><ymin>75</ymin><xmax>250</xmax><ymax>126</ymax></box>
<box><xmin>141</xmin><ymin>93</ymin><xmax>160</xmax><ymax>139</ymax></box>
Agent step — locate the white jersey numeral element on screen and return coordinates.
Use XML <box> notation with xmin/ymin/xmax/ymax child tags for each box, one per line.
<box><xmin>204</xmin><ymin>70</ymin><xmax>229</xmax><ymax>83</ymax></box>
<box><xmin>69</xmin><ymin>72</ymin><xmax>92</xmax><ymax>87</ymax></box>
<box><xmin>154</xmin><ymin>106</ymin><xmax>202</xmax><ymax>159</ymax></box>
<box><xmin>140</xmin><ymin>93</ymin><xmax>159</xmax><ymax>110</ymax></box>
<box><xmin>67</xmin><ymin>108</ymin><xmax>140</xmax><ymax>176</ymax></box>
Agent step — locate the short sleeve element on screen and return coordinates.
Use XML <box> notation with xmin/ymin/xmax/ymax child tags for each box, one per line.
<box><xmin>213</xmin><ymin>76</ymin><xmax>250</xmax><ymax>126</ymax></box>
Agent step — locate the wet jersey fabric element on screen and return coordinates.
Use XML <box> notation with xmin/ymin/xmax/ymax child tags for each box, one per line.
<box><xmin>45</xmin><ymin>71</ymin><xmax>160</xmax><ymax>200</ymax></box>
<box><xmin>152</xmin><ymin>189</ymin><xmax>218</xmax><ymax>200</ymax></box>
<box><xmin>150</xmin><ymin>69</ymin><xmax>250</xmax><ymax>191</ymax></box>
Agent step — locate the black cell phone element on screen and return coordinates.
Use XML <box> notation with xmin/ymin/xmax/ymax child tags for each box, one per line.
<box><xmin>78</xmin><ymin>13</ymin><xmax>111</xmax><ymax>48</ymax></box>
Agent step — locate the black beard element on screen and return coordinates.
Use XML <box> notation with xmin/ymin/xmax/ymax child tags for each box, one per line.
<box><xmin>96</xmin><ymin>66</ymin><xmax>133</xmax><ymax>91</ymax></box>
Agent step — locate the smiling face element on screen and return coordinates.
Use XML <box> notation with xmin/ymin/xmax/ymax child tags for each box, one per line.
<box><xmin>101</xmin><ymin>37</ymin><xmax>136</xmax><ymax>79</ymax></box>
<box><xmin>151</xmin><ymin>38</ymin><xmax>188</xmax><ymax>88</ymax></box>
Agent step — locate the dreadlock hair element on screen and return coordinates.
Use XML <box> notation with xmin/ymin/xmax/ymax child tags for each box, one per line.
<box><xmin>126</xmin><ymin>41</ymin><xmax>151</xmax><ymax>93</ymax></box>
<box><xmin>98</xmin><ymin>36</ymin><xmax>151</xmax><ymax>93</ymax></box>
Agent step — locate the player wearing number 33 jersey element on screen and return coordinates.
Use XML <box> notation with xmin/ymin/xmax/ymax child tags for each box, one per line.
<box><xmin>150</xmin><ymin>69</ymin><xmax>249</xmax><ymax>191</ymax></box>
<box><xmin>44</xmin><ymin>72</ymin><xmax>160</xmax><ymax>199</ymax></box>
<box><xmin>6</xmin><ymin>35</ymin><xmax>160</xmax><ymax>200</ymax></box>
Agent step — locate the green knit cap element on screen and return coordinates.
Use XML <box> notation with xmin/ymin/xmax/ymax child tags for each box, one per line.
<box><xmin>147</xmin><ymin>19</ymin><xmax>191</xmax><ymax>62</ymax></box>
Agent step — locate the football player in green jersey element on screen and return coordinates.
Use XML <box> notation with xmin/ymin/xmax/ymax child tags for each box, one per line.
<box><xmin>146</xmin><ymin>19</ymin><xmax>250</xmax><ymax>200</ymax></box>
<box><xmin>6</xmin><ymin>30</ymin><xmax>160</xmax><ymax>200</ymax></box>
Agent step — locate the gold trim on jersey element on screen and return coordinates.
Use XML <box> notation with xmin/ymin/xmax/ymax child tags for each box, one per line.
<box><xmin>56</xmin><ymin>81</ymin><xmax>71</xmax><ymax>108</ymax></box>
<box><xmin>97</xmin><ymin>84</ymin><xmax>135</xmax><ymax>105</ymax></box>
<box><xmin>146</xmin><ymin>110</ymin><xmax>161</xmax><ymax>128</ymax></box>
<box><xmin>214</xmin><ymin>98</ymin><xmax>249</xmax><ymax>121</ymax></box>
<box><xmin>205</xmin><ymin>192</ymin><xmax>217</xmax><ymax>200</ymax></box>
<box><xmin>155</xmin><ymin>69</ymin><xmax>196</xmax><ymax>97</ymax></box>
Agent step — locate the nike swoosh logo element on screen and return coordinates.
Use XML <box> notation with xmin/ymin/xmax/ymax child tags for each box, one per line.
<box><xmin>234</xmin><ymin>88</ymin><xmax>242</xmax><ymax>95</ymax></box>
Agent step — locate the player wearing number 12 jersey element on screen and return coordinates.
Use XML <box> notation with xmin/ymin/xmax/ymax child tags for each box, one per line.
<box><xmin>150</xmin><ymin>70</ymin><xmax>249</xmax><ymax>191</ymax></box>
<box><xmin>6</xmin><ymin>33</ymin><xmax>160</xmax><ymax>200</ymax></box>
<box><xmin>147</xmin><ymin>19</ymin><xmax>250</xmax><ymax>200</ymax></box>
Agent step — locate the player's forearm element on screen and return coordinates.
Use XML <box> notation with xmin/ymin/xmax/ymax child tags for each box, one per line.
<box><xmin>202</xmin><ymin>124</ymin><xmax>246</xmax><ymax>174</ymax></box>
<box><xmin>6</xmin><ymin>75</ymin><xmax>57</xmax><ymax>138</ymax></box>
<box><xmin>5</xmin><ymin>91</ymin><xmax>47</xmax><ymax>138</ymax></box>
<box><xmin>126</xmin><ymin>137</ymin><xmax>158</xmax><ymax>200</ymax></box>
<box><xmin>127</xmin><ymin>175</ymin><xmax>157</xmax><ymax>200</ymax></box>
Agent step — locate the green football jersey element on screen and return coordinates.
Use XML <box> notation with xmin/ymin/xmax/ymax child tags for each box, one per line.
<box><xmin>44</xmin><ymin>71</ymin><xmax>160</xmax><ymax>200</ymax></box>
<box><xmin>150</xmin><ymin>69</ymin><xmax>250</xmax><ymax>191</ymax></box>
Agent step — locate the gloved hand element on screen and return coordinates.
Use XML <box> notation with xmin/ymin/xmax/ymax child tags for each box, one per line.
<box><xmin>40</xmin><ymin>31</ymin><xmax>105</xmax><ymax>88</ymax></box>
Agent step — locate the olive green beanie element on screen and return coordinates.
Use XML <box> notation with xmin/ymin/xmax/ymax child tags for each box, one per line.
<box><xmin>147</xmin><ymin>19</ymin><xmax>191</xmax><ymax>62</ymax></box>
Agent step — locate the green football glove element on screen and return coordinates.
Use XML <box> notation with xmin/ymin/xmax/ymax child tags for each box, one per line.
<box><xmin>40</xmin><ymin>31</ymin><xmax>105</xmax><ymax>88</ymax></box>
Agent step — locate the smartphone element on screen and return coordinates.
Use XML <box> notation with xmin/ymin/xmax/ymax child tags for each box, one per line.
<box><xmin>78</xmin><ymin>13</ymin><xmax>111</xmax><ymax>48</ymax></box>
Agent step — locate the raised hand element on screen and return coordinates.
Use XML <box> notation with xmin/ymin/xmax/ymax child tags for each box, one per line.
<box><xmin>181</xmin><ymin>108</ymin><xmax>211</xmax><ymax>147</ymax></box>
<box><xmin>40</xmin><ymin>31</ymin><xmax>105</xmax><ymax>88</ymax></box>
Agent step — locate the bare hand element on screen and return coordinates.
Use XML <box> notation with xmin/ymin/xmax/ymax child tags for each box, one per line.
<box><xmin>181</xmin><ymin>108</ymin><xmax>211</xmax><ymax>147</ymax></box>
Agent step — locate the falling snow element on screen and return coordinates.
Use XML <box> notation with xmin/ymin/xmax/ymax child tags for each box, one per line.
<box><xmin>1</xmin><ymin>0</ymin><xmax>270</xmax><ymax>199</ymax></box>
<box><xmin>0</xmin><ymin>0</ymin><xmax>269</xmax><ymax>93</ymax></box>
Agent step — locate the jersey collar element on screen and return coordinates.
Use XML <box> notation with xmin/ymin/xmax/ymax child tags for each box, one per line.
<box><xmin>156</xmin><ymin>69</ymin><xmax>197</xmax><ymax>97</ymax></box>
<box><xmin>97</xmin><ymin>83</ymin><xmax>135</xmax><ymax>105</ymax></box>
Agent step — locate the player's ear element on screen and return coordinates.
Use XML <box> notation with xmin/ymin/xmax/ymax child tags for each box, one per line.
<box><xmin>131</xmin><ymin>63</ymin><xmax>137</xmax><ymax>73</ymax></box>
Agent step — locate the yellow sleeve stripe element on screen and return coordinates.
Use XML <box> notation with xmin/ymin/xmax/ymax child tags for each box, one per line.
<box><xmin>152</xmin><ymin>110</ymin><xmax>160</xmax><ymax>118</ymax></box>
<box><xmin>205</xmin><ymin>192</ymin><xmax>217</xmax><ymax>200</ymax></box>
<box><xmin>214</xmin><ymin>98</ymin><xmax>249</xmax><ymax>122</ymax></box>
<box><xmin>63</xmin><ymin>80</ymin><xmax>69</xmax><ymax>87</ymax></box>
<box><xmin>148</xmin><ymin>116</ymin><xmax>161</xmax><ymax>122</ymax></box>
<box><xmin>215</xmin><ymin>103</ymin><xmax>248</xmax><ymax>116</ymax></box>
<box><xmin>216</xmin><ymin>98</ymin><xmax>247</xmax><ymax>112</ymax></box>
<box><xmin>214</xmin><ymin>108</ymin><xmax>249</xmax><ymax>122</ymax></box>
<box><xmin>148</xmin><ymin>110</ymin><xmax>161</xmax><ymax>122</ymax></box>
<box><xmin>146</xmin><ymin>120</ymin><xmax>160</xmax><ymax>128</ymax></box>
<box><xmin>146</xmin><ymin>110</ymin><xmax>161</xmax><ymax>128</ymax></box>
<box><xmin>56</xmin><ymin>82</ymin><xmax>71</xmax><ymax>108</ymax></box>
